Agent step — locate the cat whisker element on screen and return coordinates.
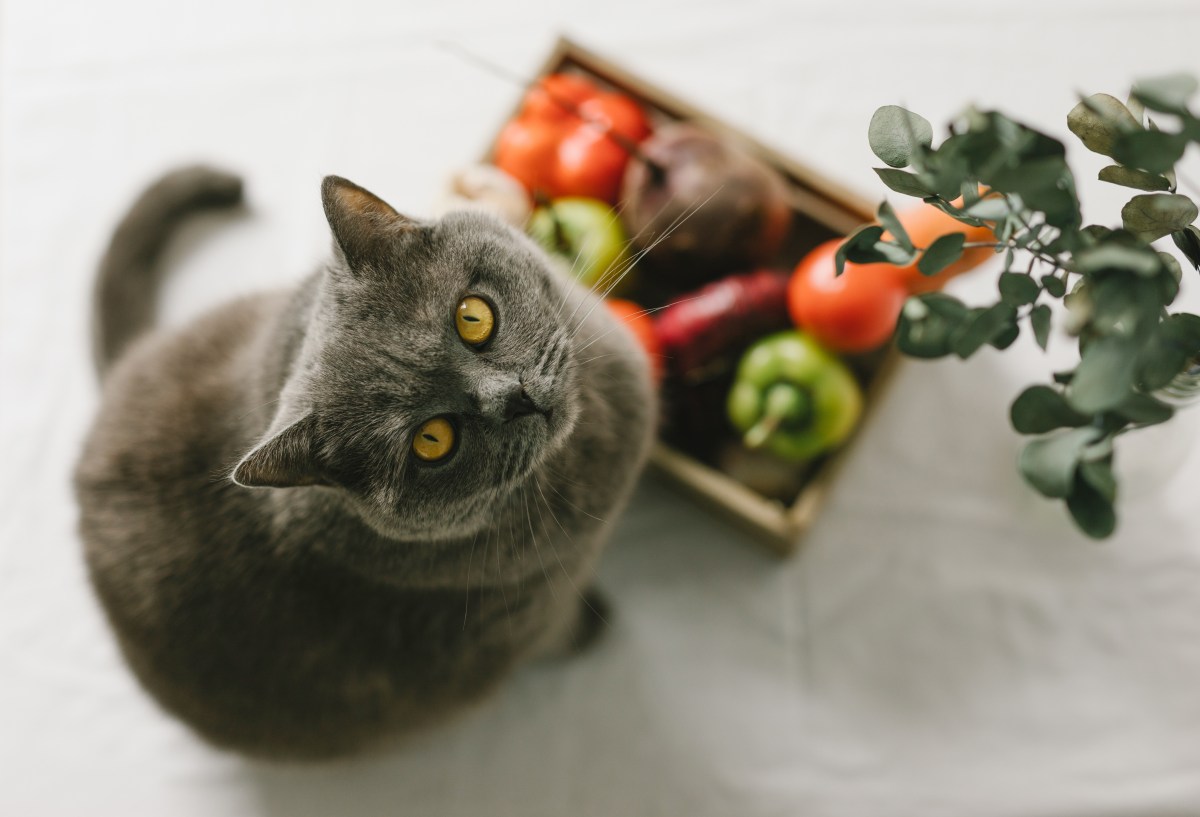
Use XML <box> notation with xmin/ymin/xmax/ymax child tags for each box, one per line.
<box><xmin>531</xmin><ymin>474</ymin><xmax>597</xmax><ymax>614</ymax></box>
<box><xmin>566</xmin><ymin>187</ymin><xmax>723</xmax><ymax>342</ymax></box>
<box><xmin>462</xmin><ymin>529</ymin><xmax>480</xmax><ymax>631</ymax></box>
<box><xmin>571</xmin><ymin>295</ymin><xmax>703</xmax><ymax>358</ymax></box>
<box><xmin>545</xmin><ymin>480</ymin><xmax>608</xmax><ymax>525</ymax></box>
<box><xmin>521</xmin><ymin>484</ymin><xmax>556</xmax><ymax>599</ymax></box>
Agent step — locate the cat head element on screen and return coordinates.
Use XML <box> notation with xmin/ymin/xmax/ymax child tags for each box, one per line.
<box><xmin>231</xmin><ymin>176</ymin><xmax>582</xmax><ymax>540</ymax></box>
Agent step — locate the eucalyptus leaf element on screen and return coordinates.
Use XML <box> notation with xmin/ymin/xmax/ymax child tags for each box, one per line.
<box><xmin>1098</xmin><ymin>165</ymin><xmax>1171</xmax><ymax>192</ymax></box>
<box><xmin>894</xmin><ymin>293</ymin><xmax>968</xmax><ymax>359</ymax></box>
<box><xmin>1066</xmin><ymin>470</ymin><xmax>1117</xmax><ymax>539</ymax></box>
<box><xmin>963</xmin><ymin>197</ymin><xmax>1010</xmax><ymax>220</ymax></box>
<box><xmin>999</xmin><ymin>272</ymin><xmax>1041</xmax><ymax>306</ymax></box>
<box><xmin>869</xmin><ymin>106</ymin><xmax>934</xmax><ymax>169</ymax></box>
<box><xmin>1121</xmin><ymin>193</ymin><xmax>1199</xmax><ymax>242</ymax></box>
<box><xmin>1132</xmin><ymin>73</ymin><xmax>1199</xmax><ymax>113</ymax></box>
<box><xmin>1079</xmin><ymin>459</ymin><xmax>1117</xmax><ymax>504</ymax></box>
<box><xmin>1068</xmin><ymin>335</ymin><xmax>1139</xmax><ymax>412</ymax></box>
<box><xmin>1067</xmin><ymin>93</ymin><xmax>1140</xmax><ymax>158</ymax></box>
<box><xmin>874</xmin><ymin>241</ymin><xmax>918</xmax><ymax>265</ymax></box>
<box><xmin>1112</xmin><ymin>130</ymin><xmax>1189</xmax><ymax>175</ymax></box>
<box><xmin>990</xmin><ymin>322</ymin><xmax>1021</xmax><ymax>350</ymax></box>
<box><xmin>1041</xmin><ymin>275</ymin><xmax>1066</xmax><ymax>298</ymax></box>
<box><xmin>1171</xmin><ymin>225</ymin><xmax>1200</xmax><ymax>270</ymax></box>
<box><xmin>1137</xmin><ymin>313</ymin><xmax>1200</xmax><ymax>389</ymax></box>
<box><xmin>1073</xmin><ymin>240</ymin><xmax>1162</xmax><ymax>276</ymax></box>
<box><xmin>1031</xmin><ymin>303</ymin><xmax>1052</xmax><ymax>350</ymax></box>
<box><xmin>874</xmin><ymin>167</ymin><xmax>936</xmax><ymax>198</ymax></box>
<box><xmin>835</xmin><ymin>224</ymin><xmax>886</xmax><ymax>275</ymax></box>
<box><xmin>952</xmin><ymin>303</ymin><xmax>1017</xmax><ymax>359</ymax></box>
<box><xmin>1114</xmin><ymin>392</ymin><xmax>1174</xmax><ymax>426</ymax></box>
<box><xmin>1018</xmin><ymin>427</ymin><xmax>1102</xmax><ymax>499</ymax></box>
<box><xmin>877</xmin><ymin>201</ymin><xmax>913</xmax><ymax>251</ymax></box>
<box><xmin>917</xmin><ymin>233</ymin><xmax>966</xmax><ymax>277</ymax></box>
<box><xmin>1010</xmin><ymin>385</ymin><xmax>1088</xmax><ymax>434</ymax></box>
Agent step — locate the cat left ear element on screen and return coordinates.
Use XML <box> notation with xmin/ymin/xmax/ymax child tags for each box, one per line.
<box><xmin>321</xmin><ymin>175</ymin><xmax>416</xmax><ymax>270</ymax></box>
<box><xmin>231</xmin><ymin>414</ymin><xmax>326</xmax><ymax>489</ymax></box>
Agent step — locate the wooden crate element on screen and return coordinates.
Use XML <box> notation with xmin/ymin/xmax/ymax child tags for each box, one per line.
<box><xmin>483</xmin><ymin>37</ymin><xmax>899</xmax><ymax>556</ymax></box>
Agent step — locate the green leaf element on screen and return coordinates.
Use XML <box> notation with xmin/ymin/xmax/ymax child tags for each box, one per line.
<box><xmin>990</xmin><ymin>322</ymin><xmax>1021</xmax><ymax>350</ymax></box>
<box><xmin>874</xmin><ymin>167</ymin><xmax>936</xmax><ymax>198</ymax></box>
<box><xmin>877</xmin><ymin>200</ymin><xmax>912</xmax><ymax>251</ymax></box>
<box><xmin>1086</xmin><ymin>272</ymin><xmax>1163</xmax><ymax>339</ymax></box>
<box><xmin>1111</xmin><ymin>130</ymin><xmax>1189</xmax><ymax>175</ymax></box>
<box><xmin>964</xmin><ymin>197</ymin><xmax>1010</xmax><ymax>220</ymax></box>
<box><xmin>1073</xmin><ymin>240</ymin><xmax>1163</xmax><ymax>276</ymax></box>
<box><xmin>1068</xmin><ymin>335</ymin><xmax>1140</xmax><ymax>412</ymax></box>
<box><xmin>917</xmin><ymin>233</ymin><xmax>966</xmax><ymax>277</ymax></box>
<box><xmin>1066</xmin><ymin>469</ymin><xmax>1117</xmax><ymax>539</ymax></box>
<box><xmin>1067</xmin><ymin>93</ymin><xmax>1140</xmax><ymax>158</ymax></box>
<box><xmin>1098</xmin><ymin>165</ymin><xmax>1171</xmax><ymax>192</ymax></box>
<box><xmin>999</xmin><ymin>272</ymin><xmax>1041</xmax><ymax>306</ymax></box>
<box><xmin>1078</xmin><ymin>459</ymin><xmax>1117</xmax><ymax>503</ymax></box>
<box><xmin>1137</xmin><ymin>313</ymin><xmax>1200</xmax><ymax>389</ymax></box>
<box><xmin>1114</xmin><ymin>392</ymin><xmax>1174</xmax><ymax>426</ymax></box>
<box><xmin>952</xmin><ymin>303</ymin><xmax>1018</xmax><ymax>359</ymax></box>
<box><xmin>1171</xmin><ymin>225</ymin><xmax>1200</xmax><ymax>270</ymax></box>
<box><xmin>875</xmin><ymin>241</ymin><xmax>918</xmax><ymax>265</ymax></box>
<box><xmin>1031</xmin><ymin>303</ymin><xmax>1052</xmax><ymax>349</ymax></box>
<box><xmin>895</xmin><ymin>293</ymin><xmax>968</xmax><ymax>359</ymax></box>
<box><xmin>1121</xmin><ymin>193</ymin><xmax>1199</xmax><ymax>242</ymax></box>
<box><xmin>869</xmin><ymin>106</ymin><xmax>934</xmax><ymax>169</ymax></box>
<box><xmin>1132</xmin><ymin>73</ymin><xmax>1199</xmax><ymax>113</ymax></box>
<box><xmin>1041</xmin><ymin>275</ymin><xmax>1066</xmax><ymax>298</ymax></box>
<box><xmin>1018</xmin><ymin>427</ymin><xmax>1102</xmax><ymax>499</ymax></box>
<box><xmin>835</xmin><ymin>224</ymin><xmax>886</xmax><ymax>274</ymax></box>
<box><xmin>1010</xmin><ymin>385</ymin><xmax>1088</xmax><ymax>434</ymax></box>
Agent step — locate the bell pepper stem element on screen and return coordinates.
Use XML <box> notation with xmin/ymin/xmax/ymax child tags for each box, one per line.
<box><xmin>743</xmin><ymin>383</ymin><xmax>813</xmax><ymax>450</ymax></box>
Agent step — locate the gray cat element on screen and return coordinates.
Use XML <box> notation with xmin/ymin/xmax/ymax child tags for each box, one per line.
<box><xmin>74</xmin><ymin>167</ymin><xmax>655</xmax><ymax>759</ymax></box>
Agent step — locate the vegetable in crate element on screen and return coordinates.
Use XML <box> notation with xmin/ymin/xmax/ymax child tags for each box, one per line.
<box><xmin>654</xmin><ymin>269</ymin><xmax>791</xmax><ymax>378</ymax></box>
<box><xmin>605</xmin><ymin>299</ymin><xmax>663</xmax><ymax>383</ymax></box>
<box><xmin>528</xmin><ymin>197</ymin><xmax>635</xmax><ymax>295</ymax></box>
<box><xmin>727</xmin><ymin>331</ymin><xmax>863</xmax><ymax>462</ymax></box>
<box><xmin>620</xmin><ymin>122</ymin><xmax>793</xmax><ymax>282</ymax></box>
<box><xmin>789</xmin><ymin>239</ymin><xmax>909</xmax><ymax>354</ymax></box>
<box><xmin>493</xmin><ymin>73</ymin><xmax>651</xmax><ymax>204</ymax></box>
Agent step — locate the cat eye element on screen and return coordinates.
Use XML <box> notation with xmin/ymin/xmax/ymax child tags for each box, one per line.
<box><xmin>456</xmin><ymin>296</ymin><xmax>495</xmax><ymax>347</ymax></box>
<box><xmin>412</xmin><ymin>417</ymin><xmax>456</xmax><ymax>462</ymax></box>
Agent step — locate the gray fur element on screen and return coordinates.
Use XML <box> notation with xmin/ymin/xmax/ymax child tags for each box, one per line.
<box><xmin>74</xmin><ymin>168</ymin><xmax>655</xmax><ymax>759</ymax></box>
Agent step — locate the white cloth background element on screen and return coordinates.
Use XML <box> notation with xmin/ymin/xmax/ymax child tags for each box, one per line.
<box><xmin>5</xmin><ymin>1</ymin><xmax>1200</xmax><ymax>815</ymax></box>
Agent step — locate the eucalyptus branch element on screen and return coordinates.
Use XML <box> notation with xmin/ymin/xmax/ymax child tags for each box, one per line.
<box><xmin>855</xmin><ymin>72</ymin><xmax>1200</xmax><ymax>538</ymax></box>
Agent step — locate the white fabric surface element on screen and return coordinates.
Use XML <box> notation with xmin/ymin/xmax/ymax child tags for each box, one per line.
<box><xmin>5</xmin><ymin>1</ymin><xmax>1200</xmax><ymax>815</ymax></box>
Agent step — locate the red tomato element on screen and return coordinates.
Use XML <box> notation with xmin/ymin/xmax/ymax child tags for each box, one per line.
<box><xmin>493</xmin><ymin>74</ymin><xmax>652</xmax><ymax>204</ymax></box>
<box><xmin>788</xmin><ymin>239</ymin><xmax>908</xmax><ymax>354</ymax></box>
<box><xmin>605</xmin><ymin>299</ymin><xmax>663</xmax><ymax>383</ymax></box>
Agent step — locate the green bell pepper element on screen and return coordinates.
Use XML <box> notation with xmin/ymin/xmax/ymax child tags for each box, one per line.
<box><xmin>727</xmin><ymin>330</ymin><xmax>864</xmax><ymax>462</ymax></box>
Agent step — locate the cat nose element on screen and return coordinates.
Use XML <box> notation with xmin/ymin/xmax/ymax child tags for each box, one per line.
<box><xmin>502</xmin><ymin>385</ymin><xmax>540</xmax><ymax>423</ymax></box>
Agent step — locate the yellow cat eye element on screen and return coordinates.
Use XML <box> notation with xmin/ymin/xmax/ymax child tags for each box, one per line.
<box><xmin>412</xmin><ymin>417</ymin><xmax>455</xmax><ymax>462</ymax></box>
<box><xmin>456</xmin><ymin>296</ymin><xmax>495</xmax><ymax>346</ymax></box>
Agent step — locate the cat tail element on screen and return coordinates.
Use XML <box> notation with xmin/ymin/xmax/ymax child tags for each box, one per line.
<box><xmin>93</xmin><ymin>165</ymin><xmax>244</xmax><ymax>378</ymax></box>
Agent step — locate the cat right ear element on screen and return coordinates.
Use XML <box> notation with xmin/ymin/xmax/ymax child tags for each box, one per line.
<box><xmin>231</xmin><ymin>414</ymin><xmax>326</xmax><ymax>489</ymax></box>
<box><xmin>321</xmin><ymin>175</ymin><xmax>415</xmax><ymax>271</ymax></box>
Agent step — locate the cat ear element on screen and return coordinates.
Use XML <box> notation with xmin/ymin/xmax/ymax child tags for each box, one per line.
<box><xmin>232</xmin><ymin>414</ymin><xmax>326</xmax><ymax>489</ymax></box>
<box><xmin>321</xmin><ymin>175</ymin><xmax>415</xmax><ymax>270</ymax></box>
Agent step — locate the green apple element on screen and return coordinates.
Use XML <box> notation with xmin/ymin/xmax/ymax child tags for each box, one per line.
<box><xmin>528</xmin><ymin>197</ymin><xmax>636</xmax><ymax>297</ymax></box>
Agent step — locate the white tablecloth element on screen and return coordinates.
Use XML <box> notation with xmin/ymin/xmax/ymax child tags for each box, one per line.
<box><xmin>5</xmin><ymin>1</ymin><xmax>1200</xmax><ymax>814</ymax></box>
